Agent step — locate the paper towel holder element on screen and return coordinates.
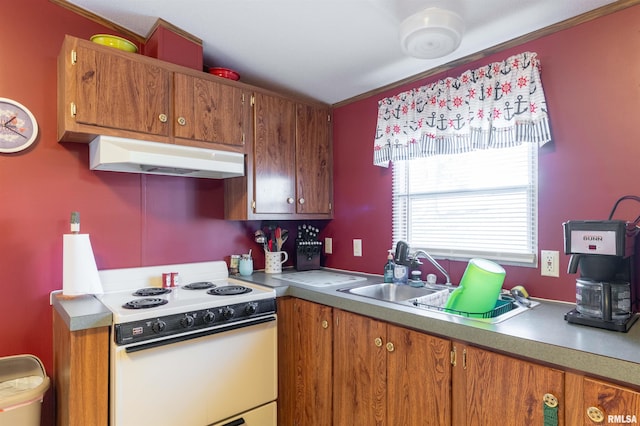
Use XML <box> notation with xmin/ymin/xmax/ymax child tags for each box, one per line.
<box><xmin>62</xmin><ymin>212</ymin><xmax>103</xmax><ymax>296</ymax></box>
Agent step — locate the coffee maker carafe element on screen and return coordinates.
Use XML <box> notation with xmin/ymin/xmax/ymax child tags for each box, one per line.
<box><xmin>563</xmin><ymin>220</ymin><xmax>638</xmax><ymax>332</ymax></box>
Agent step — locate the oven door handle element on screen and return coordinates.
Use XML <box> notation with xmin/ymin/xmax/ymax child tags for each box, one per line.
<box><xmin>125</xmin><ymin>316</ymin><xmax>276</xmax><ymax>353</ymax></box>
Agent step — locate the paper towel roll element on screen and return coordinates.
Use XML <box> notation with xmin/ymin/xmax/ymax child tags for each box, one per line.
<box><xmin>63</xmin><ymin>234</ymin><xmax>103</xmax><ymax>296</ymax></box>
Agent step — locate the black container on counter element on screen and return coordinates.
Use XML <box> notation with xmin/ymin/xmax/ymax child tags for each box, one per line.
<box><xmin>296</xmin><ymin>240</ymin><xmax>322</xmax><ymax>271</ymax></box>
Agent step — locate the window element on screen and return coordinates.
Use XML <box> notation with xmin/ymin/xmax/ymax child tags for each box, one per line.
<box><xmin>392</xmin><ymin>143</ymin><xmax>538</xmax><ymax>266</ymax></box>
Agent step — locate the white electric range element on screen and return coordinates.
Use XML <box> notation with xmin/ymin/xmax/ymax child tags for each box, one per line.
<box><xmin>96</xmin><ymin>260</ymin><xmax>277</xmax><ymax>426</ymax></box>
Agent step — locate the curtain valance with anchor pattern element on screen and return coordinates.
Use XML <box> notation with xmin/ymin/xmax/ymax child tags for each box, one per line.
<box><xmin>373</xmin><ymin>51</ymin><xmax>551</xmax><ymax>167</ymax></box>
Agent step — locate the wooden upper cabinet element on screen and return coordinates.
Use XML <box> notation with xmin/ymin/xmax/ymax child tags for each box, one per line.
<box><xmin>58</xmin><ymin>35</ymin><xmax>171</xmax><ymax>143</ymax></box>
<box><xmin>173</xmin><ymin>73</ymin><xmax>247</xmax><ymax>150</ymax></box>
<box><xmin>74</xmin><ymin>42</ymin><xmax>170</xmax><ymax>136</ymax></box>
<box><xmin>58</xmin><ymin>35</ymin><xmax>248</xmax><ymax>153</ymax></box>
<box><xmin>296</xmin><ymin>103</ymin><xmax>332</xmax><ymax>215</ymax></box>
<box><xmin>253</xmin><ymin>92</ymin><xmax>297</xmax><ymax>214</ymax></box>
<box><xmin>224</xmin><ymin>95</ymin><xmax>333</xmax><ymax>220</ymax></box>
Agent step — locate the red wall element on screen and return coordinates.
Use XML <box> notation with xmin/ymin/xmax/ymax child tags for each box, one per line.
<box><xmin>4</xmin><ymin>1</ymin><xmax>640</xmax><ymax>423</ymax></box>
<box><xmin>325</xmin><ymin>6</ymin><xmax>640</xmax><ymax>304</ymax></box>
<box><xmin>1</xmin><ymin>1</ymin><xmax>262</xmax><ymax>422</ymax></box>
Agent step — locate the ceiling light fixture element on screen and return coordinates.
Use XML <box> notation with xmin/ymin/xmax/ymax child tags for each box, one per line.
<box><xmin>400</xmin><ymin>7</ymin><xmax>465</xmax><ymax>59</ymax></box>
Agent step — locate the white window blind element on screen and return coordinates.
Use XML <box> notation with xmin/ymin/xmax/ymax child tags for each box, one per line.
<box><xmin>392</xmin><ymin>144</ymin><xmax>538</xmax><ymax>265</ymax></box>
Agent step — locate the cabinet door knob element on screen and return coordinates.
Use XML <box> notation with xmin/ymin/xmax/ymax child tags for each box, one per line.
<box><xmin>587</xmin><ymin>407</ymin><xmax>604</xmax><ymax>423</ymax></box>
<box><xmin>543</xmin><ymin>393</ymin><xmax>558</xmax><ymax>408</ymax></box>
<box><xmin>299</xmin><ymin>198</ymin><xmax>305</xmax><ymax>205</ymax></box>
<box><xmin>321</xmin><ymin>320</ymin><xmax>328</xmax><ymax>329</ymax></box>
<box><xmin>177</xmin><ymin>116</ymin><xmax>187</xmax><ymax>126</ymax></box>
<box><xmin>374</xmin><ymin>337</ymin><xmax>383</xmax><ymax>347</ymax></box>
<box><xmin>158</xmin><ymin>113</ymin><xmax>168</xmax><ymax>123</ymax></box>
<box><xmin>287</xmin><ymin>197</ymin><xmax>294</xmax><ymax>204</ymax></box>
<box><xmin>386</xmin><ymin>342</ymin><xmax>395</xmax><ymax>352</ymax></box>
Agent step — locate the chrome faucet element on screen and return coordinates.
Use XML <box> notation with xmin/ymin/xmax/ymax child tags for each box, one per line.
<box><xmin>411</xmin><ymin>249</ymin><xmax>452</xmax><ymax>285</ymax></box>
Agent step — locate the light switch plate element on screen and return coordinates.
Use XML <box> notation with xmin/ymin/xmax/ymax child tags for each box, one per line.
<box><xmin>325</xmin><ymin>237</ymin><xmax>333</xmax><ymax>254</ymax></box>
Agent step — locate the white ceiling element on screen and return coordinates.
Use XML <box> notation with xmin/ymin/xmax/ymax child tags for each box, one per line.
<box><xmin>66</xmin><ymin>0</ymin><xmax>618</xmax><ymax>105</ymax></box>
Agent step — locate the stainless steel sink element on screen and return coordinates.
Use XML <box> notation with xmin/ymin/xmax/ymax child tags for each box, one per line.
<box><xmin>339</xmin><ymin>282</ymin><xmax>443</xmax><ymax>302</ymax></box>
<box><xmin>337</xmin><ymin>282</ymin><xmax>538</xmax><ymax>324</ymax></box>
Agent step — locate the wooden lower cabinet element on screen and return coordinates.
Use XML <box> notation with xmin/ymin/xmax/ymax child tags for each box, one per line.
<box><xmin>333</xmin><ymin>309</ymin><xmax>452</xmax><ymax>425</ymax></box>
<box><xmin>277</xmin><ymin>298</ymin><xmax>333</xmax><ymax>426</ymax></box>
<box><xmin>452</xmin><ymin>342</ymin><xmax>565</xmax><ymax>426</ymax></box>
<box><xmin>278</xmin><ymin>299</ymin><xmax>639</xmax><ymax>426</ymax></box>
<box><xmin>566</xmin><ymin>372</ymin><xmax>640</xmax><ymax>425</ymax></box>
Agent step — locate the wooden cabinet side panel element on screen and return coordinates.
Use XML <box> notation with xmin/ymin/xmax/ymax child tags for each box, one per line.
<box><xmin>583</xmin><ymin>377</ymin><xmax>640</xmax><ymax>424</ymax></box>
<box><xmin>333</xmin><ymin>309</ymin><xmax>387</xmax><ymax>425</ymax></box>
<box><xmin>464</xmin><ymin>347</ymin><xmax>564</xmax><ymax>426</ymax></box>
<box><xmin>276</xmin><ymin>298</ymin><xmax>296</xmax><ymax>426</ymax></box>
<box><xmin>253</xmin><ymin>93</ymin><xmax>296</xmax><ymax>214</ymax></box>
<box><xmin>58</xmin><ymin>36</ymin><xmax>80</xmax><ymax>141</ymax></box>
<box><xmin>387</xmin><ymin>325</ymin><xmax>452</xmax><ymax>425</ymax></box>
<box><xmin>53</xmin><ymin>309</ymin><xmax>109</xmax><ymax>426</ymax></box>
<box><xmin>295</xmin><ymin>104</ymin><xmax>332</xmax><ymax>215</ymax></box>
<box><xmin>53</xmin><ymin>309</ymin><xmax>72</xmax><ymax>426</ymax></box>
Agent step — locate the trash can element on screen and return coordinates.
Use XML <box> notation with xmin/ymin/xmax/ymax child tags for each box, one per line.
<box><xmin>0</xmin><ymin>355</ymin><xmax>50</xmax><ymax>426</ymax></box>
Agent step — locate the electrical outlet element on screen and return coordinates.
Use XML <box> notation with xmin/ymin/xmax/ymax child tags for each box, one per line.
<box><xmin>541</xmin><ymin>250</ymin><xmax>560</xmax><ymax>277</ymax></box>
<box><xmin>353</xmin><ymin>239</ymin><xmax>362</xmax><ymax>257</ymax></box>
<box><xmin>325</xmin><ymin>237</ymin><xmax>333</xmax><ymax>254</ymax></box>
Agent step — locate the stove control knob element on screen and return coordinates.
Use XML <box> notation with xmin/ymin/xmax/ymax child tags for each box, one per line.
<box><xmin>222</xmin><ymin>307</ymin><xmax>235</xmax><ymax>320</ymax></box>
<box><xmin>245</xmin><ymin>303</ymin><xmax>258</xmax><ymax>315</ymax></box>
<box><xmin>180</xmin><ymin>314</ymin><xmax>195</xmax><ymax>328</ymax></box>
<box><xmin>152</xmin><ymin>320</ymin><xmax>166</xmax><ymax>334</ymax></box>
<box><xmin>203</xmin><ymin>311</ymin><xmax>216</xmax><ymax>323</ymax></box>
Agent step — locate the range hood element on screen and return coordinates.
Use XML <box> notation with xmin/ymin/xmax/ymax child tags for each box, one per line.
<box><xmin>89</xmin><ymin>135</ymin><xmax>244</xmax><ymax>179</ymax></box>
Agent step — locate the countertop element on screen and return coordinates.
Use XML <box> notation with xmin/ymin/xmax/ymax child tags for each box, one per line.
<box><xmin>52</xmin><ymin>268</ymin><xmax>640</xmax><ymax>388</ymax></box>
<box><xmin>236</xmin><ymin>268</ymin><xmax>640</xmax><ymax>388</ymax></box>
<box><xmin>52</xmin><ymin>292</ymin><xmax>112</xmax><ymax>331</ymax></box>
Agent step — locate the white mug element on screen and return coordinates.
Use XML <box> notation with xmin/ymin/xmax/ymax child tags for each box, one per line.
<box><xmin>265</xmin><ymin>251</ymin><xmax>288</xmax><ymax>274</ymax></box>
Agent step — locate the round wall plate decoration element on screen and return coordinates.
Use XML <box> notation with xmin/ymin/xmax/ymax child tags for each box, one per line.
<box><xmin>0</xmin><ymin>98</ymin><xmax>38</xmax><ymax>153</ymax></box>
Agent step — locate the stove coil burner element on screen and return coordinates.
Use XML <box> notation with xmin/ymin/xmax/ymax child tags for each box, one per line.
<box><xmin>183</xmin><ymin>281</ymin><xmax>217</xmax><ymax>290</ymax></box>
<box><xmin>133</xmin><ymin>288</ymin><xmax>172</xmax><ymax>297</ymax></box>
<box><xmin>207</xmin><ymin>286</ymin><xmax>253</xmax><ymax>296</ymax></box>
<box><xmin>123</xmin><ymin>298</ymin><xmax>169</xmax><ymax>309</ymax></box>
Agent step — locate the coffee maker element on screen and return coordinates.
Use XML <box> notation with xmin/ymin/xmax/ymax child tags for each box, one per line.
<box><xmin>563</xmin><ymin>220</ymin><xmax>638</xmax><ymax>332</ymax></box>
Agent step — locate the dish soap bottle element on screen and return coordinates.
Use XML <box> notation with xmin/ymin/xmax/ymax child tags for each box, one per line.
<box><xmin>383</xmin><ymin>250</ymin><xmax>395</xmax><ymax>283</ymax></box>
